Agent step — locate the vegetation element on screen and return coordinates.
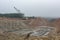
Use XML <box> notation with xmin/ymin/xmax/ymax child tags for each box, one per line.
<box><xmin>0</xmin><ymin>13</ymin><xmax>24</xmax><ymax>18</ymax></box>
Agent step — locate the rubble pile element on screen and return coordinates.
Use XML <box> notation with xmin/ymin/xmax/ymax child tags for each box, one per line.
<box><xmin>24</xmin><ymin>17</ymin><xmax>49</xmax><ymax>27</ymax></box>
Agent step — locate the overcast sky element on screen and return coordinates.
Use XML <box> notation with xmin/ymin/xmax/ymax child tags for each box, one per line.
<box><xmin>0</xmin><ymin>0</ymin><xmax>60</xmax><ymax>17</ymax></box>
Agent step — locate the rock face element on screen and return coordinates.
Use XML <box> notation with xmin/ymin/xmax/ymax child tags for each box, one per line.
<box><xmin>51</xmin><ymin>18</ymin><xmax>60</xmax><ymax>33</ymax></box>
<box><xmin>0</xmin><ymin>17</ymin><xmax>56</xmax><ymax>40</ymax></box>
<box><xmin>0</xmin><ymin>17</ymin><xmax>51</xmax><ymax>32</ymax></box>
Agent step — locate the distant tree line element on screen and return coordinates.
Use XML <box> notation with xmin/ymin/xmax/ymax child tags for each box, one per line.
<box><xmin>0</xmin><ymin>13</ymin><xmax>24</xmax><ymax>18</ymax></box>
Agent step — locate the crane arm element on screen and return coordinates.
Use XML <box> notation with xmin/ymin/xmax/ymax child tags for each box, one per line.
<box><xmin>14</xmin><ymin>6</ymin><xmax>20</xmax><ymax>13</ymax></box>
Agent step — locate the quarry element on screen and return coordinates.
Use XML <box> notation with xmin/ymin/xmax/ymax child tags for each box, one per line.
<box><xmin>0</xmin><ymin>17</ymin><xmax>60</xmax><ymax>40</ymax></box>
<box><xmin>0</xmin><ymin>0</ymin><xmax>60</xmax><ymax>40</ymax></box>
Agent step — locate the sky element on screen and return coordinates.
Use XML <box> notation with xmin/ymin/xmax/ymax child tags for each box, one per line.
<box><xmin>0</xmin><ymin>0</ymin><xmax>60</xmax><ymax>18</ymax></box>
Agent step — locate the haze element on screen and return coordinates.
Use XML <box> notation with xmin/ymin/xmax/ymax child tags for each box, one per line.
<box><xmin>0</xmin><ymin>0</ymin><xmax>60</xmax><ymax>18</ymax></box>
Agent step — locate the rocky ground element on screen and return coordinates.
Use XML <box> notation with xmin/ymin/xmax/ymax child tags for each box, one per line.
<box><xmin>0</xmin><ymin>17</ymin><xmax>60</xmax><ymax>40</ymax></box>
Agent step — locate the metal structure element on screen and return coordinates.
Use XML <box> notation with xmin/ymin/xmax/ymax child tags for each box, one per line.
<box><xmin>14</xmin><ymin>6</ymin><xmax>20</xmax><ymax>13</ymax></box>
